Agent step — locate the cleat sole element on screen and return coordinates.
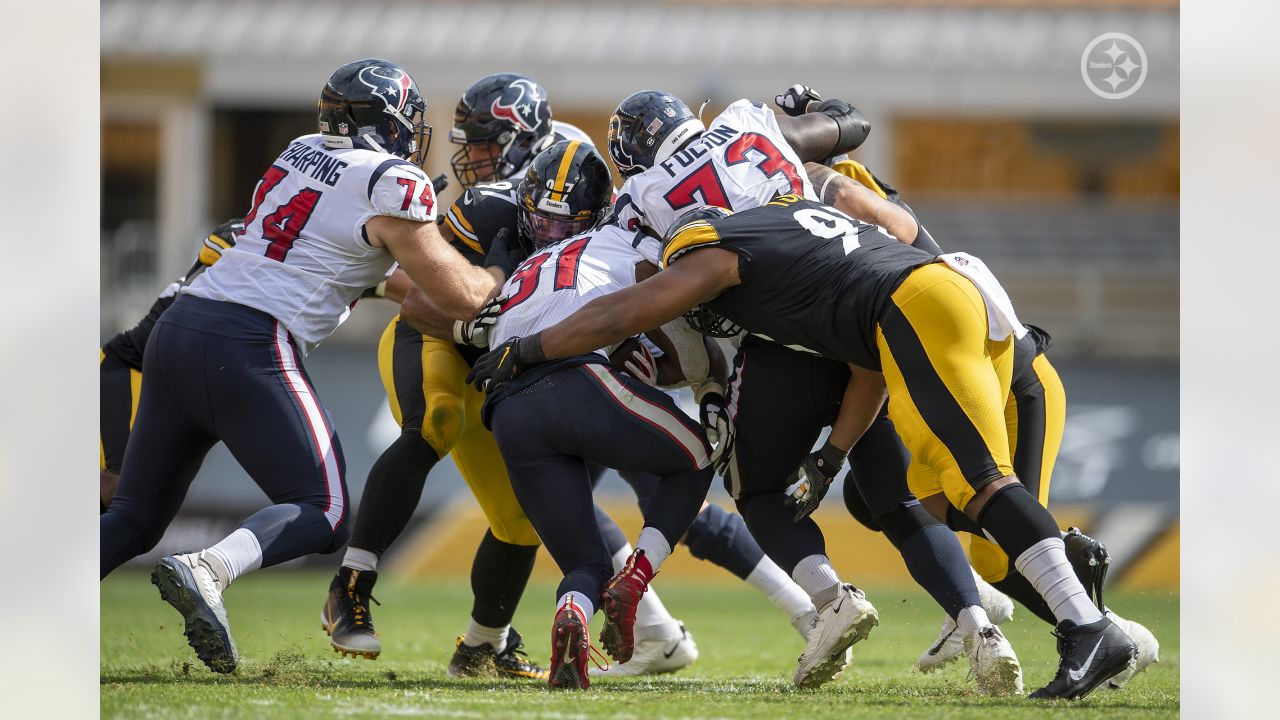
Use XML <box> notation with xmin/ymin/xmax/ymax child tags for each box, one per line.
<box><xmin>976</xmin><ymin>655</ymin><xmax>1024</xmax><ymax>697</ymax></box>
<box><xmin>549</xmin><ymin>617</ymin><xmax>589</xmax><ymax>690</ymax></box>
<box><xmin>151</xmin><ymin>559</ymin><xmax>238</xmax><ymax>674</ymax></box>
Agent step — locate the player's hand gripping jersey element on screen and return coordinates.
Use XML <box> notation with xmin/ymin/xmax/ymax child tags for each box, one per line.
<box><xmin>186</xmin><ymin>134</ymin><xmax>436</xmax><ymax>354</ymax></box>
<box><xmin>614</xmin><ymin>100</ymin><xmax>816</xmax><ymax>244</ymax></box>
<box><xmin>491</xmin><ymin>224</ymin><xmax>644</xmax><ymax>353</ymax></box>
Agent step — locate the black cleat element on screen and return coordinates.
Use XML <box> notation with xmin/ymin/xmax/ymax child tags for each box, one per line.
<box><xmin>1030</xmin><ymin>617</ymin><xmax>1137</xmax><ymax>700</ymax></box>
<box><xmin>448</xmin><ymin>627</ymin><xmax>548</xmax><ymax>681</ymax></box>
<box><xmin>151</xmin><ymin>553</ymin><xmax>238</xmax><ymax>674</ymax></box>
<box><xmin>1063</xmin><ymin>527</ymin><xmax>1110</xmax><ymax>611</ymax></box>
<box><xmin>320</xmin><ymin>567</ymin><xmax>381</xmax><ymax>659</ymax></box>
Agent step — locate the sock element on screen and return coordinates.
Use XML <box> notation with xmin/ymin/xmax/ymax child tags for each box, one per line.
<box><xmin>469</xmin><ymin>531</ymin><xmax>537</xmax><ymax>628</ymax></box>
<box><xmin>463</xmin><ymin>619</ymin><xmax>509</xmax><ymax>651</ymax></box>
<box><xmin>1014</xmin><ymin>538</ymin><xmax>1104</xmax><ymax>626</ymax></box>
<box><xmin>791</xmin><ymin>554</ymin><xmax>841</xmax><ymax>603</ymax></box>
<box><xmin>881</xmin><ymin>504</ymin><xmax>982</xmax><ymax>618</ymax></box>
<box><xmin>955</xmin><ymin>605</ymin><xmax>991</xmax><ymax>637</ymax></box>
<box><xmin>946</xmin><ymin>504</ymin><xmax>986</xmax><ymax>536</ymax></box>
<box><xmin>615</xmin><ymin>546</ymin><xmax>676</xmax><ymax>630</ymax></box>
<box><xmin>746</xmin><ymin>557</ymin><xmax>815</xmax><ymax>626</ymax></box>
<box><xmin>683</xmin><ymin>504</ymin><xmax>764</xmax><ymax>579</ymax></box>
<box><xmin>342</xmin><ymin>546</ymin><xmax>379</xmax><ymax>572</ymax></box>
<box><xmin>558</xmin><ymin>591</ymin><xmax>595</xmax><ymax>619</ymax></box>
<box><xmin>635</xmin><ymin>526</ymin><xmax>672</xmax><ymax>571</ymax></box>
<box><xmin>203</xmin><ymin>528</ymin><xmax>263</xmax><ymax>589</ymax></box>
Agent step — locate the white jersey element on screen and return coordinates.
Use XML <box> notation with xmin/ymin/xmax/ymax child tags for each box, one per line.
<box><xmin>186</xmin><ymin>134</ymin><xmax>436</xmax><ymax>355</ymax></box>
<box><xmin>491</xmin><ymin>224</ymin><xmax>644</xmax><ymax>357</ymax></box>
<box><xmin>614</xmin><ymin>99</ymin><xmax>816</xmax><ymax>263</ymax></box>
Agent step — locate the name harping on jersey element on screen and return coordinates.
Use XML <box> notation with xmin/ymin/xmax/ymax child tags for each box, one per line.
<box><xmin>279</xmin><ymin>141</ymin><xmax>350</xmax><ymax>187</ymax></box>
<box><xmin>656</xmin><ymin>125</ymin><xmax>739</xmax><ymax>178</ymax></box>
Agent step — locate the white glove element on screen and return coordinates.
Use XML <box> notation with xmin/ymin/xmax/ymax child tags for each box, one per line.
<box><xmin>774</xmin><ymin>84</ymin><xmax>823</xmax><ymax>117</ymax></box>
<box><xmin>453</xmin><ymin>296</ymin><xmax>504</xmax><ymax>348</ymax></box>
<box><xmin>621</xmin><ymin>342</ymin><xmax>659</xmax><ymax>386</ymax></box>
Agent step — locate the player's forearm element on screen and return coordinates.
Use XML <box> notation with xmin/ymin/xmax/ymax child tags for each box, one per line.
<box><xmin>381</xmin><ymin>268</ymin><xmax>413</xmax><ymax>304</ymax></box>
<box><xmin>400</xmin><ymin>286</ymin><xmax>458</xmax><ymax>341</ymax></box>
<box><xmin>538</xmin><ymin>288</ymin><xmax>682</xmax><ymax>360</ymax></box>
<box><xmin>808</xmin><ymin>163</ymin><xmax>918</xmax><ymax>244</ymax></box>
<box><xmin>829</xmin><ymin>366</ymin><xmax>887</xmax><ymax>452</ymax></box>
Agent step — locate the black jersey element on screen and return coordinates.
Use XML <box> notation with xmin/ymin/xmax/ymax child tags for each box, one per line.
<box><xmin>441</xmin><ymin>179</ymin><xmax>521</xmax><ymax>263</ymax></box>
<box><xmin>101</xmin><ymin>292</ymin><xmax>176</xmax><ymax>369</ymax></box>
<box><xmin>663</xmin><ymin>195</ymin><xmax>936</xmax><ymax>371</ymax></box>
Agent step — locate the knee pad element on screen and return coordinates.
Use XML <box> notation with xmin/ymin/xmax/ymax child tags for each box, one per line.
<box><xmin>421</xmin><ymin>395</ymin><xmax>466</xmax><ymax>456</ymax></box>
<box><xmin>877</xmin><ymin>503</ymin><xmax>944</xmax><ymax>550</ymax></box>
<box><xmin>684</xmin><ymin>504</ymin><xmax>740</xmax><ymax>560</ymax></box>
<box><xmin>841</xmin><ymin>473</ymin><xmax>881</xmax><ymax>532</ymax></box>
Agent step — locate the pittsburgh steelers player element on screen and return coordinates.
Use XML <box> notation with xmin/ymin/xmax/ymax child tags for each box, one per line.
<box><xmin>466</xmin><ymin>194</ymin><xmax>1142</xmax><ymax>700</ymax></box>
<box><xmin>100</xmin><ymin>219</ymin><xmax>240</xmax><ymax>512</ymax></box>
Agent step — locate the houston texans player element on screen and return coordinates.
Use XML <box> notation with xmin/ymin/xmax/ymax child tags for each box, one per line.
<box><xmin>100</xmin><ymin>58</ymin><xmax>509</xmax><ymax>674</ymax></box>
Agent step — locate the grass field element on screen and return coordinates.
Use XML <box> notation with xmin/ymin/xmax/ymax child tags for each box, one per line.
<box><xmin>101</xmin><ymin>569</ymin><xmax>1178</xmax><ymax>719</ymax></box>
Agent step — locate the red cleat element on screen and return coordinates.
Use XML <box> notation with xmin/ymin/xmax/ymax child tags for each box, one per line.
<box><xmin>599</xmin><ymin>549</ymin><xmax>656</xmax><ymax>664</ymax></box>
<box><xmin>548</xmin><ymin>598</ymin><xmax>592</xmax><ymax>690</ymax></box>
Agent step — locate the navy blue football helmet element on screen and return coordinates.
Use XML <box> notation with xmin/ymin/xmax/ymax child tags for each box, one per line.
<box><xmin>450</xmin><ymin>73</ymin><xmax>555</xmax><ymax>185</ymax></box>
<box><xmin>318</xmin><ymin>59</ymin><xmax>431</xmax><ymax>166</ymax></box>
<box><xmin>607</xmin><ymin>91</ymin><xmax>705</xmax><ymax>178</ymax></box>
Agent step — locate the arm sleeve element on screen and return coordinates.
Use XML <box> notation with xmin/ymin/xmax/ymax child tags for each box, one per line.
<box><xmin>369</xmin><ymin>162</ymin><xmax>438</xmax><ymax>223</ymax></box>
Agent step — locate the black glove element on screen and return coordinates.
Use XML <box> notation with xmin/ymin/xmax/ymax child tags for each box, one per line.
<box><xmin>696</xmin><ymin>383</ymin><xmax>736</xmax><ymax>474</ymax></box>
<box><xmin>453</xmin><ymin>295</ymin><xmax>504</xmax><ymax>348</ymax></box>
<box><xmin>431</xmin><ymin>173</ymin><xmax>449</xmax><ymax>195</ymax></box>
<box><xmin>783</xmin><ymin>440</ymin><xmax>849</xmax><ymax>522</ymax></box>
<box><xmin>465</xmin><ymin>334</ymin><xmax>546</xmax><ymax>391</ymax></box>
<box><xmin>774</xmin><ymin>84</ymin><xmax>823</xmax><ymax>117</ymax></box>
<box><xmin>483</xmin><ymin>227</ymin><xmax>529</xmax><ymax>279</ymax></box>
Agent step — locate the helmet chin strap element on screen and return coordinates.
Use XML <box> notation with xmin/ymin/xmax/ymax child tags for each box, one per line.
<box><xmin>361</xmin><ymin>134</ymin><xmax>387</xmax><ymax>154</ymax></box>
<box><xmin>697</xmin><ymin>99</ymin><xmax>711</xmax><ymax>121</ymax></box>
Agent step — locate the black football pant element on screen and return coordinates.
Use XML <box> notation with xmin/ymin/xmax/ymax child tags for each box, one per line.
<box><xmin>101</xmin><ymin>296</ymin><xmax>349</xmax><ymax>578</ymax></box>
<box><xmin>490</xmin><ymin>363</ymin><xmax>713</xmax><ymax>607</ymax></box>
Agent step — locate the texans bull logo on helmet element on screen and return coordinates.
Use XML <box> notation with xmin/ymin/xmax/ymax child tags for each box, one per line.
<box><xmin>490</xmin><ymin>78</ymin><xmax>546</xmax><ymax>133</ymax></box>
<box><xmin>357</xmin><ymin>65</ymin><xmax>416</xmax><ymax>123</ymax></box>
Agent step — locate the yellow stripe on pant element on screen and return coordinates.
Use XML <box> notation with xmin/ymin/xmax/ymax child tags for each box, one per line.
<box><xmin>377</xmin><ymin>316</ymin><xmax>540</xmax><ymax>547</ymax></box>
<box><xmin>875</xmin><ymin>262</ymin><xmax>1015</xmax><ymax>513</ymax></box>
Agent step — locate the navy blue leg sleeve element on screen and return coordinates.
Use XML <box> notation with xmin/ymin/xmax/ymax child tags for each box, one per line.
<box><xmin>683</xmin><ymin>504</ymin><xmax>764</xmax><ymax>580</ymax></box>
<box><xmin>594</xmin><ymin>505</ymin><xmax>631</xmax><ymax>556</ymax></box>
<box><xmin>880</xmin><ymin>504</ymin><xmax>981</xmax><ymax>618</ymax></box>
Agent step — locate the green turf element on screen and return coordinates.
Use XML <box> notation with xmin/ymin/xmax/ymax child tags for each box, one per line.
<box><xmin>101</xmin><ymin>569</ymin><xmax>1178</xmax><ymax>719</ymax></box>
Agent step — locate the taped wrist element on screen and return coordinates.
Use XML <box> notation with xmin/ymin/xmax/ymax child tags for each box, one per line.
<box><xmin>815</xmin><ymin>98</ymin><xmax>871</xmax><ymax>156</ymax></box>
<box><xmin>513</xmin><ymin>332</ymin><xmax>547</xmax><ymax>367</ymax></box>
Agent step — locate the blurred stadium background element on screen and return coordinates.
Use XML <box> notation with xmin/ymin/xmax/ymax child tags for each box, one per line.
<box><xmin>100</xmin><ymin>0</ymin><xmax>1178</xmax><ymax>590</ymax></box>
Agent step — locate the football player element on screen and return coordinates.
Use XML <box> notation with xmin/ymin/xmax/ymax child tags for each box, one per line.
<box><xmin>101</xmin><ymin>219</ymin><xmax>240</xmax><ymax>512</ymax></box>
<box><xmin>472</xmin><ymin>143</ymin><xmax>723</xmax><ymax>690</ymax></box>
<box><xmin>560</xmin><ymin>90</ymin><xmax>1018</xmax><ymax>692</ymax></box>
<box><xmin>816</xmin><ymin>148</ymin><xmax>1159</xmax><ymax>687</ymax></box>
<box><xmin>466</xmin><ymin>196</ymin><xmax>1142</xmax><ymax>700</ymax></box>
<box><xmin>100</xmin><ymin>58</ymin><xmax>508</xmax><ymax>674</ymax></box>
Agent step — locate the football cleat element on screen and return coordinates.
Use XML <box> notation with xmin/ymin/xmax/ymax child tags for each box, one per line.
<box><xmin>590</xmin><ymin>621</ymin><xmax>698</xmax><ymax>677</ymax></box>
<box><xmin>794</xmin><ymin>584</ymin><xmax>879</xmax><ymax>688</ymax></box>
<box><xmin>599</xmin><ymin>549</ymin><xmax>655</xmax><ymax>664</ymax></box>
<box><xmin>548</xmin><ymin>598</ymin><xmax>597</xmax><ymax>690</ymax></box>
<box><xmin>320</xmin><ymin>567</ymin><xmax>381</xmax><ymax>659</ymax></box>
<box><xmin>791</xmin><ymin>608</ymin><xmax>818</xmax><ymax>638</ymax></box>
<box><xmin>1063</xmin><ymin>527</ymin><xmax>1110</xmax><ymax>611</ymax></box>
<box><xmin>151</xmin><ymin>552</ymin><xmax>238</xmax><ymax>674</ymax></box>
<box><xmin>916</xmin><ymin>573</ymin><xmax>1014</xmax><ymax>673</ymax></box>
<box><xmin>448</xmin><ymin>628</ymin><xmax>548</xmax><ymax>681</ymax></box>
<box><xmin>965</xmin><ymin>625</ymin><xmax>1024</xmax><ymax>696</ymax></box>
<box><xmin>1105</xmin><ymin>611</ymin><xmax>1159</xmax><ymax>689</ymax></box>
<box><xmin>1030</xmin><ymin>617</ymin><xmax>1137</xmax><ymax>700</ymax></box>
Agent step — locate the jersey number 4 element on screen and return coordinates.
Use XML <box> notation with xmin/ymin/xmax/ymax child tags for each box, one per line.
<box><xmin>244</xmin><ymin>165</ymin><xmax>324</xmax><ymax>261</ymax></box>
<box><xmin>499</xmin><ymin>236</ymin><xmax>590</xmax><ymax>312</ymax></box>
<box><xmin>663</xmin><ymin>132</ymin><xmax>803</xmax><ymax>211</ymax></box>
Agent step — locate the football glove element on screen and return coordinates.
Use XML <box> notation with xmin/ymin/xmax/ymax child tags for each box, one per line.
<box><xmin>774</xmin><ymin>84</ymin><xmax>823</xmax><ymax>117</ymax></box>
<box><xmin>465</xmin><ymin>334</ymin><xmax>545</xmax><ymax>391</ymax></box>
<box><xmin>783</xmin><ymin>440</ymin><xmax>849</xmax><ymax>522</ymax></box>
<box><xmin>696</xmin><ymin>382</ymin><xmax>736</xmax><ymax>473</ymax></box>
<box><xmin>620</xmin><ymin>341</ymin><xmax>658</xmax><ymax>386</ymax></box>
<box><xmin>483</xmin><ymin>227</ymin><xmax>528</xmax><ymax>279</ymax></box>
<box><xmin>453</xmin><ymin>295</ymin><xmax>504</xmax><ymax>349</ymax></box>
<box><xmin>431</xmin><ymin>173</ymin><xmax>449</xmax><ymax>195</ymax></box>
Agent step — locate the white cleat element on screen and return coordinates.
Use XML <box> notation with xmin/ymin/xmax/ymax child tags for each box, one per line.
<box><xmin>151</xmin><ymin>552</ymin><xmax>238</xmax><ymax>673</ymax></box>
<box><xmin>589</xmin><ymin>621</ymin><xmax>698</xmax><ymax>677</ymax></box>
<box><xmin>793</xmin><ymin>584</ymin><xmax>878</xmax><ymax>688</ymax></box>
<box><xmin>1105</xmin><ymin>611</ymin><xmax>1159</xmax><ymax>689</ymax></box>
<box><xmin>917</xmin><ymin>572</ymin><xmax>1014</xmax><ymax>672</ymax></box>
<box><xmin>791</xmin><ymin>608</ymin><xmax>818</xmax><ymax>638</ymax></box>
<box><xmin>965</xmin><ymin>625</ymin><xmax>1023</xmax><ymax>696</ymax></box>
